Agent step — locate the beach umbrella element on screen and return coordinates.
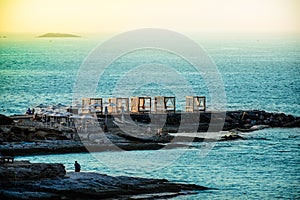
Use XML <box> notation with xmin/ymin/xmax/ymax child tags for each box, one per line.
<box><xmin>56</xmin><ymin>103</ymin><xmax>67</xmax><ymax>111</ymax></box>
<box><xmin>48</xmin><ymin>105</ymin><xmax>58</xmax><ymax>111</ymax></box>
<box><xmin>80</xmin><ymin>115</ymin><xmax>95</xmax><ymax>119</ymax></box>
<box><xmin>44</xmin><ymin>111</ymin><xmax>54</xmax><ymax>116</ymax></box>
<box><xmin>68</xmin><ymin>115</ymin><xmax>76</xmax><ymax>119</ymax></box>
<box><xmin>54</xmin><ymin>113</ymin><xmax>66</xmax><ymax>117</ymax></box>
<box><xmin>40</xmin><ymin>111</ymin><xmax>52</xmax><ymax>126</ymax></box>
<box><xmin>69</xmin><ymin>115</ymin><xmax>81</xmax><ymax>126</ymax></box>
<box><xmin>69</xmin><ymin>115</ymin><xmax>81</xmax><ymax>119</ymax></box>
<box><xmin>36</xmin><ymin>109</ymin><xmax>46</xmax><ymax>115</ymax></box>
<box><xmin>64</xmin><ymin>112</ymin><xmax>73</xmax><ymax>116</ymax></box>
<box><xmin>51</xmin><ymin>113</ymin><xmax>66</xmax><ymax>124</ymax></box>
<box><xmin>53</xmin><ymin>103</ymin><xmax>67</xmax><ymax>113</ymax></box>
<box><xmin>54</xmin><ymin>113</ymin><xmax>67</xmax><ymax>125</ymax></box>
<box><xmin>49</xmin><ymin>113</ymin><xmax>56</xmax><ymax>117</ymax></box>
<box><xmin>34</xmin><ymin>104</ymin><xmax>47</xmax><ymax>115</ymax></box>
<box><xmin>80</xmin><ymin>115</ymin><xmax>96</xmax><ymax>126</ymax></box>
<box><xmin>45</xmin><ymin>112</ymin><xmax>56</xmax><ymax>126</ymax></box>
<box><xmin>89</xmin><ymin>103</ymin><xmax>100</xmax><ymax>109</ymax></box>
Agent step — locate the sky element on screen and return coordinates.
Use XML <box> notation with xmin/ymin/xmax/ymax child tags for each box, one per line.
<box><xmin>0</xmin><ymin>0</ymin><xmax>299</xmax><ymax>34</ymax></box>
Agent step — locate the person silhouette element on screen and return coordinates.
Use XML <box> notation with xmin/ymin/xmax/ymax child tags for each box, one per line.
<box><xmin>74</xmin><ymin>161</ymin><xmax>81</xmax><ymax>172</ymax></box>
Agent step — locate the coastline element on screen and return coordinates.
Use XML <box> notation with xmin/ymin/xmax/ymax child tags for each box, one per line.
<box><xmin>0</xmin><ymin>161</ymin><xmax>209</xmax><ymax>199</ymax></box>
<box><xmin>0</xmin><ymin>110</ymin><xmax>299</xmax><ymax>157</ymax></box>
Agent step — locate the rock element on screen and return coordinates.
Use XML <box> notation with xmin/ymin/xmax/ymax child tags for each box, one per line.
<box><xmin>283</xmin><ymin>118</ymin><xmax>300</xmax><ymax>127</ymax></box>
<box><xmin>0</xmin><ymin>126</ymin><xmax>34</xmax><ymax>142</ymax></box>
<box><xmin>34</xmin><ymin>128</ymin><xmax>68</xmax><ymax>140</ymax></box>
<box><xmin>3</xmin><ymin>131</ymin><xmax>24</xmax><ymax>142</ymax></box>
<box><xmin>38</xmin><ymin>33</ymin><xmax>80</xmax><ymax>37</ymax></box>
<box><xmin>10</xmin><ymin>126</ymin><xmax>24</xmax><ymax>134</ymax></box>
<box><xmin>0</xmin><ymin>161</ymin><xmax>66</xmax><ymax>183</ymax></box>
<box><xmin>1</xmin><ymin>110</ymin><xmax>299</xmax><ymax>156</ymax></box>
<box><xmin>0</xmin><ymin>114</ymin><xmax>13</xmax><ymax>125</ymax></box>
<box><xmin>249</xmin><ymin>125</ymin><xmax>270</xmax><ymax>131</ymax></box>
<box><xmin>0</xmin><ymin>170</ymin><xmax>210</xmax><ymax>199</ymax></box>
<box><xmin>219</xmin><ymin>132</ymin><xmax>244</xmax><ymax>141</ymax></box>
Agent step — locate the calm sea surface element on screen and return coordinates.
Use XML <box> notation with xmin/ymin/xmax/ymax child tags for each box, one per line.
<box><xmin>18</xmin><ymin>128</ymin><xmax>300</xmax><ymax>199</ymax></box>
<box><xmin>0</xmin><ymin>33</ymin><xmax>299</xmax><ymax>115</ymax></box>
<box><xmin>1</xmin><ymin>33</ymin><xmax>300</xmax><ymax>199</ymax></box>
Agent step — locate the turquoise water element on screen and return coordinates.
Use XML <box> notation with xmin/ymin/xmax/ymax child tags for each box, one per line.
<box><xmin>19</xmin><ymin>128</ymin><xmax>300</xmax><ymax>199</ymax></box>
<box><xmin>0</xmin><ymin>33</ymin><xmax>299</xmax><ymax>115</ymax></box>
<box><xmin>1</xmin><ymin>33</ymin><xmax>300</xmax><ymax>199</ymax></box>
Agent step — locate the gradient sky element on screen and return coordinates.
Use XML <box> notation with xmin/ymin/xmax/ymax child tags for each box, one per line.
<box><xmin>0</xmin><ymin>0</ymin><xmax>299</xmax><ymax>33</ymax></box>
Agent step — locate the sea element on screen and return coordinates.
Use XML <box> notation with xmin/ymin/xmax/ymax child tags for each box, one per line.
<box><xmin>0</xmin><ymin>32</ymin><xmax>299</xmax><ymax>199</ymax></box>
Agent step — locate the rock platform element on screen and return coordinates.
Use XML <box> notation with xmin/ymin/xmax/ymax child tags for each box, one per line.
<box><xmin>0</xmin><ymin>161</ymin><xmax>209</xmax><ymax>199</ymax></box>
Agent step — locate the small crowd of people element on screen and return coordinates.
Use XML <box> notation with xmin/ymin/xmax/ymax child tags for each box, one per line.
<box><xmin>26</xmin><ymin>108</ymin><xmax>35</xmax><ymax>115</ymax></box>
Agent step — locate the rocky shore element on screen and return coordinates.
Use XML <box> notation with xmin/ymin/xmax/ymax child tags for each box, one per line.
<box><xmin>0</xmin><ymin>110</ymin><xmax>299</xmax><ymax>156</ymax></box>
<box><xmin>129</xmin><ymin>110</ymin><xmax>300</xmax><ymax>132</ymax></box>
<box><xmin>0</xmin><ymin>161</ymin><xmax>209</xmax><ymax>199</ymax></box>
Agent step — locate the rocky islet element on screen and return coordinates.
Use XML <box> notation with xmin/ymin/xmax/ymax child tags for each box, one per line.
<box><xmin>0</xmin><ymin>161</ymin><xmax>209</xmax><ymax>199</ymax></box>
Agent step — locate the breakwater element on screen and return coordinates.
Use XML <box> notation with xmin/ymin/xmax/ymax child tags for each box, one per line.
<box><xmin>105</xmin><ymin>110</ymin><xmax>300</xmax><ymax>132</ymax></box>
<box><xmin>0</xmin><ymin>110</ymin><xmax>299</xmax><ymax>156</ymax></box>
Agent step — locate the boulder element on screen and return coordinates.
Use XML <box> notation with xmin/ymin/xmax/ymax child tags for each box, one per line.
<box><xmin>34</xmin><ymin>128</ymin><xmax>66</xmax><ymax>140</ymax></box>
<box><xmin>0</xmin><ymin>170</ymin><xmax>210</xmax><ymax>199</ymax></box>
<box><xmin>0</xmin><ymin>114</ymin><xmax>13</xmax><ymax>125</ymax></box>
<box><xmin>220</xmin><ymin>132</ymin><xmax>244</xmax><ymax>141</ymax></box>
<box><xmin>0</xmin><ymin>161</ymin><xmax>66</xmax><ymax>183</ymax></box>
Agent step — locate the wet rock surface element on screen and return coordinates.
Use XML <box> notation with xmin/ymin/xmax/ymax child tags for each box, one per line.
<box><xmin>0</xmin><ymin>162</ymin><xmax>209</xmax><ymax>199</ymax></box>
<box><xmin>219</xmin><ymin>132</ymin><xmax>245</xmax><ymax>141</ymax></box>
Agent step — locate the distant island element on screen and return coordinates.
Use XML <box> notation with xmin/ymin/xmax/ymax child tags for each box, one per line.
<box><xmin>38</xmin><ymin>33</ymin><xmax>80</xmax><ymax>38</ymax></box>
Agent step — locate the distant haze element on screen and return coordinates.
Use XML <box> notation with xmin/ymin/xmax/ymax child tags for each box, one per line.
<box><xmin>0</xmin><ymin>0</ymin><xmax>299</xmax><ymax>34</ymax></box>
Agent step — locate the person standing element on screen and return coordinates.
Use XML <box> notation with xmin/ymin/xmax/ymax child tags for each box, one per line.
<box><xmin>74</xmin><ymin>161</ymin><xmax>81</xmax><ymax>172</ymax></box>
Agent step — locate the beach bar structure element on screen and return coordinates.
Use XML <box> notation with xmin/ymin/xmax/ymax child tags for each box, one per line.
<box><xmin>185</xmin><ymin>96</ymin><xmax>206</xmax><ymax>112</ymax></box>
<box><xmin>154</xmin><ymin>96</ymin><xmax>176</xmax><ymax>113</ymax></box>
<box><xmin>81</xmin><ymin>98</ymin><xmax>103</xmax><ymax>114</ymax></box>
<box><xmin>130</xmin><ymin>97</ymin><xmax>152</xmax><ymax>113</ymax></box>
<box><xmin>108</xmin><ymin>98</ymin><xmax>129</xmax><ymax>113</ymax></box>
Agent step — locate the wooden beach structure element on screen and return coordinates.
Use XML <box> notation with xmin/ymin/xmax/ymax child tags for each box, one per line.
<box><xmin>108</xmin><ymin>98</ymin><xmax>129</xmax><ymax>114</ymax></box>
<box><xmin>82</xmin><ymin>98</ymin><xmax>103</xmax><ymax>114</ymax></box>
<box><xmin>81</xmin><ymin>96</ymin><xmax>205</xmax><ymax>114</ymax></box>
<box><xmin>10</xmin><ymin>95</ymin><xmax>210</xmax><ymax>135</ymax></box>
<box><xmin>130</xmin><ymin>97</ymin><xmax>152</xmax><ymax>113</ymax></box>
<box><xmin>154</xmin><ymin>96</ymin><xmax>176</xmax><ymax>113</ymax></box>
<box><xmin>185</xmin><ymin>96</ymin><xmax>206</xmax><ymax>112</ymax></box>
